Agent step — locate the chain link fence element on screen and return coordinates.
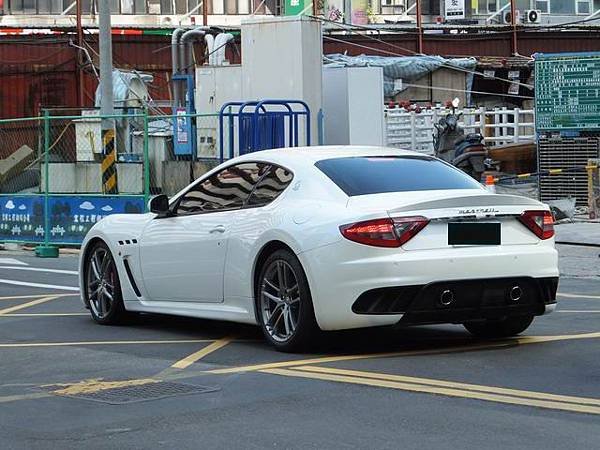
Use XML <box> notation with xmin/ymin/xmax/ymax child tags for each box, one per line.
<box><xmin>0</xmin><ymin>110</ymin><xmax>221</xmax><ymax>246</ymax></box>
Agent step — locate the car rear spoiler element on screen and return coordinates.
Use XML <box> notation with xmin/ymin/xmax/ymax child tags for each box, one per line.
<box><xmin>389</xmin><ymin>194</ymin><xmax>543</xmax><ymax>214</ymax></box>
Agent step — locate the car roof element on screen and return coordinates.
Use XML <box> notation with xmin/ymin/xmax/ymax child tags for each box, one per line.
<box><xmin>232</xmin><ymin>146</ymin><xmax>425</xmax><ymax>167</ymax></box>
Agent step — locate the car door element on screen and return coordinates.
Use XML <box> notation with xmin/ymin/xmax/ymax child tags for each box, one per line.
<box><xmin>223</xmin><ymin>164</ymin><xmax>295</xmax><ymax>300</ymax></box>
<box><xmin>138</xmin><ymin>162</ymin><xmax>268</xmax><ymax>303</ymax></box>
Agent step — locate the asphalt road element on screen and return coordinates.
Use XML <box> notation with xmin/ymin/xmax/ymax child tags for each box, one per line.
<box><xmin>0</xmin><ymin>246</ymin><xmax>599</xmax><ymax>449</ymax></box>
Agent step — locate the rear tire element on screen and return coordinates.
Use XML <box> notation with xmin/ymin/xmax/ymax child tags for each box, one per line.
<box><xmin>84</xmin><ymin>241</ymin><xmax>126</xmax><ymax>325</ymax></box>
<box><xmin>463</xmin><ymin>315</ymin><xmax>534</xmax><ymax>338</ymax></box>
<box><xmin>256</xmin><ymin>249</ymin><xmax>319</xmax><ymax>352</ymax></box>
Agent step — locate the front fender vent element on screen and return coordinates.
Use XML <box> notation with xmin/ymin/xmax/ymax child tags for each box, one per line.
<box><xmin>122</xmin><ymin>258</ymin><xmax>142</xmax><ymax>297</ymax></box>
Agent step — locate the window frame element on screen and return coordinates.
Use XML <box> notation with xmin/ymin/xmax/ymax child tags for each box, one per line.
<box><xmin>535</xmin><ymin>0</ymin><xmax>550</xmax><ymax>13</ymax></box>
<box><xmin>168</xmin><ymin>160</ymin><xmax>293</xmax><ymax>218</ymax></box>
<box><xmin>576</xmin><ymin>0</ymin><xmax>591</xmax><ymax>14</ymax></box>
<box><xmin>314</xmin><ymin>155</ymin><xmax>484</xmax><ymax>197</ymax></box>
<box><xmin>243</xmin><ymin>164</ymin><xmax>295</xmax><ymax>209</ymax></box>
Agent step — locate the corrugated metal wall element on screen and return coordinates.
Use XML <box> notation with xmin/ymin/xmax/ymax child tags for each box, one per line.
<box><xmin>1</xmin><ymin>30</ymin><xmax>600</xmax><ymax>118</ymax></box>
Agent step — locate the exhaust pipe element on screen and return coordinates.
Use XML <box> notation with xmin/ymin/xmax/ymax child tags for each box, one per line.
<box><xmin>439</xmin><ymin>290</ymin><xmax>454</xmax><ymax>306</ymax></box>
<box><xmin>509</xmin><ymin>285</ymin><xmax>523</xmax><ymax>302</ymax></box>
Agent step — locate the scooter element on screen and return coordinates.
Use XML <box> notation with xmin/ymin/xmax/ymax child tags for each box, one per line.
<box><xmin>433</xmin><ymin>98</ymin><xmax>488</xmax><ymax>181</ymax></box>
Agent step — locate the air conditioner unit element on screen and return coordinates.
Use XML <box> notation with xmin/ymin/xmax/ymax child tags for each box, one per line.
<box><xmin>503</xmin><ymin>10</ymin><xmax>520</xmax><ymax>24</ymax></box>
<box><xmin>523</xmin><ymin>9</ymin><xmax>542</xmax><ymax>23</ymax></box>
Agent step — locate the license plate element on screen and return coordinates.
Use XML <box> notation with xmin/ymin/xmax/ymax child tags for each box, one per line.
<box><xmin>448</xmin><ymin>222</ymin><xmax>501</xmax><ymax>245</ymax></box>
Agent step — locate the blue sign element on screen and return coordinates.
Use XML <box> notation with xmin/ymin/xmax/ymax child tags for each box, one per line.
<box><xmin>0</xmin><ymin>195</ymin><xmax>145</xmax><ymax>244</ymax></box>
<box><xmin>0</xmin><ymin>196</ymin><xmax>45</xmax><ymax>243</ymax></box>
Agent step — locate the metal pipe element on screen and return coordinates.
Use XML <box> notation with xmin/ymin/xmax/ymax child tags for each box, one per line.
<box><xmin>171</xmin><ymin>28</ymin><xmax>185</xmax><ymax>107</ymax></box>
<box><xmin>216</xmin><ymin>33</ymin><xmax>233</xmax><ymax>66</ymax></box>
<box><xmin>204</xmin><ymin>34</ymin><xmax>214</xmax><ymax>65</ymax></box>
<box><xmin>181</xmin><ymin>28</ymin><xmax>209</xmax><ymax>75</ymax></box>
<box><xmin>98</xmin><ymin>0</ymin><xmax>114</xmax><ymax>122</ymax></box>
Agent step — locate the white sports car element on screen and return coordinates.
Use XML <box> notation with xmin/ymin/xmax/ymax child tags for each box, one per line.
<box><xmin>79</xmin><ymin>146</ymin><xmax>559</xmax><ymax>351</ymax></box>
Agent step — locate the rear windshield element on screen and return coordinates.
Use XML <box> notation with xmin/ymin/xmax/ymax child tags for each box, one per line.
<box><xmin>315</xmin><ymin>156</ymin><xmax>482</xmax><ymax>196</ymax></box>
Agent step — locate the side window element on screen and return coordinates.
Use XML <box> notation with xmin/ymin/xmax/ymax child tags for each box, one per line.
<box><xmin>176</xmin><ymin>162</ymin><xmax>268</xmax><ymax>215</ymax></box>
<box><xmin>246</xmin><ymin>165</ymin><xmax>294</xmax><ymax>207</ymax></box>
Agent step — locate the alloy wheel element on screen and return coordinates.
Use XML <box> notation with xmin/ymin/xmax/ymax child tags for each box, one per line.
<box><xmin>260</xmin><ymin>259</ymin><xmax>301</xmax><ymax>343</ymax></box>
<box><xmin>87</xmin><ymin>247</ymin><xmax>117</xmax><ymax>319</ymax></box>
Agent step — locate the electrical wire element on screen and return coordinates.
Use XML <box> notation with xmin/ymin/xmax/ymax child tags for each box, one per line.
<box><xmin>400</xmin><ymin>82</ymin><xmax>534</xmax><ymax>99</ymax></box>
<box><xmin>315</xmin><ymin>15</ymin><xmax>535</xmax><ymax>89</ymax></box>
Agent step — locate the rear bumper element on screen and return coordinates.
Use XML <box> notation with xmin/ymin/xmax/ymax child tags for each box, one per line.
<box><xmin>374</xmin><ymin>276</ymin><xmax>558</xmax><ymax>326</ymax></box>
<box><xmin>299</xmin><ymin>240</ymin><xmax>559</xmax><ymax>331</ymax></box>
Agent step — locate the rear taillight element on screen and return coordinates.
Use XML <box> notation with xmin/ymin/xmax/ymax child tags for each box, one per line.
<box><xmin>340</xmin><ymin>216</ymin><xmax>429</xmax><ymax>248</ymax></box>
<box><xmin>518</xmin><ymin>210</ymin><xmax>554</xmax><ymax>240</ymax></box>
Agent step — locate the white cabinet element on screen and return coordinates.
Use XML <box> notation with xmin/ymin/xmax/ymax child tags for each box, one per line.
<box><xmin>195</xmin><ymin>65</ymin><xmax>242</xmax><ymax>158</ymax></box>
<box><xmin>323</xmin><ymin>66</ymin><xmax>385</xmax><ymax>146</ymax></box>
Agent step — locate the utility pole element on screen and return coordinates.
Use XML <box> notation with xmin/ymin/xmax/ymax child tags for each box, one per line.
<box><xmin>510</xmin><ymin>0</ymin><xmax>518</xmax><ymax>55</ymax></box>
<box><xmin>98</xmin><ymin>0</ymin><xmax>118</xmax><ymax>194</ymax></box>
<box><xmin>415</xmin><ymin>0</ymin><xmax>423</xmax><ymax>55</ymax></box>
<box><xmin>76</xmin><ymin>0</ymin><xmax>84</xmax><ymax>107</ymax></box>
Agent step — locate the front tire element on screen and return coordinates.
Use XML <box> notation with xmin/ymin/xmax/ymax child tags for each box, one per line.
<box><xmin>463</xmin><ymin>315</ymin><xmax>534</xmax><ymax>338</ymax></box>
<box><xmin>256</xmin><ymin>249</ymin><xmax>319</xmax><ymax>352</ymax></box>
<box><xmin>84</xmin><ymin>241</ymin><xmax>125</xmax><ymax>325</ymax></box>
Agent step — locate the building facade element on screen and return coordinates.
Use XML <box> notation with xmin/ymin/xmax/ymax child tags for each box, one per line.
<box><xmin>0</xmin><ymin>0</ymin><xmax>598</xmax><ymax>26</ymax></box>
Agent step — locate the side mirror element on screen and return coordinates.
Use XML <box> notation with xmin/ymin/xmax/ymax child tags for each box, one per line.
<box><xmin>149</xmin><ymin>194</ymin><xmax>170</xmax><ymax>216</ymax></box>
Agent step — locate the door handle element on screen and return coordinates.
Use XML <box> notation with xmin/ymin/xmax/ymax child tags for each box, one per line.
<box><xmin>210</xmin><ymin>225</ymin><xmax>226</xmax><ymax>234</ymax></box>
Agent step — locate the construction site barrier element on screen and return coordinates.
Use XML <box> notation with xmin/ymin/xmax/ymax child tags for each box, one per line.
<box><xmin>0</xmin><ymin>110</ymin><xmax>222</xmax><ymax>252</ymax></box>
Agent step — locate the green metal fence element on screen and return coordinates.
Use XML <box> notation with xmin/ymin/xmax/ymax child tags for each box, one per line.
<box><xmin>0</xmin><ymin>110</ymin><xmax>221</xmax><ymax>253</ymax></box>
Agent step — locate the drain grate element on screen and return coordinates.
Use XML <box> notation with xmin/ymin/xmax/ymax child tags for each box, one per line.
<box><xmin>45</xmin><ymin>381</ymin><xmax>219</xmax><ymax>405</ymax></box>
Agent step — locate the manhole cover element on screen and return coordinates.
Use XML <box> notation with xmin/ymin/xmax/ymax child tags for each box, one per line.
<box><xmin>43</xmin><ymin>381</ymin><xmax>219</xmax><ymax>405</ymax></box>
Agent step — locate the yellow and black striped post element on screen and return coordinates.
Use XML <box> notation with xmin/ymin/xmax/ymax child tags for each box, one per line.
<box><xmin>101</xmin><ymin>128</ymin><xmax>118</xmax><ymax>194</ymax></box>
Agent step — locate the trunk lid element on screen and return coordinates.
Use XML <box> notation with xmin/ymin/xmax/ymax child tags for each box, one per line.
<box><xmin>346</xmin><ymin>190</ymin><xmax>547</xmax><ymax>249</ymax></box>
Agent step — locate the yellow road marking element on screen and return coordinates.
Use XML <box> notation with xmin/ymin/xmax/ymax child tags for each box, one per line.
<box><xmin>0</xmin><ymin>293</ymin><xmax>76</xmax><ymax>301</ymax></box>
<box><xmin>0</xmin><ymin>392</ymin><xmax>52</xmax><ymax>404</ymax></box>
<box><xmin>0</xmin><ymin>313</ymin><xmax>88</xmax><ymax>317</ymax></box>
<box><xmin>47</xmin><ymin>378</ymin><xmax>159</xmax><ymax>396</ymax></box>
<box><xmin>292</xmin><ymin>366</ymin><xmax>600</xmax><ymax>407</ymax></box>
<box><xmin>516</xmin><ymin>331</ymin><xmax>600</xmax><ymax>344</ymax></box>
<box><xmin>206</xmin><ymin>341</ymin><xmax>516</xmax><ymax>375</ymax></box>
<box><xmin>261</xmin><ymin>367</ymin><xmax>600</xmax><ymax>416</ymax></box>
<box><xmin>0</xmin><ymin>296</ymin><xmax>59</xmax><ymax>315</ymax></box>
<box><xmin>0</xmin><ymin>339</ymin><xmax>214</xmax><ymax>348</ymax></box>
<box><xmin>557</xmin><ymin>293</ymin><xmax>600</xmax><ymax>299</ymax></box>
<box><xmin>207</xmin><ymin>330</ymin><xmax>600</xmax><ymax>375</ymax></box>
<box><xmin>171</xmin><ymin>336</ymin><xmax>235</xmax><ymax>369</ymax></box>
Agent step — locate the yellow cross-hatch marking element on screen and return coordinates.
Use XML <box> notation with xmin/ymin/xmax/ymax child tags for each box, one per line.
<box><xmin>0</xmin><ymin>296</ymin><xmax>59</xmax><ymax>315</ymax></box>
<box><xmin>0</xmin><ymin>313</ymin><xmax>88</xmax><ymax>317</ymax></box>
<box><xmin>48</xmin><ymin>378</ymin><xmax>160</xmax><ymax>396</ymax></box>
<box><xmin>0</xmin><ymin>339</ymin><xmax>215</xmax><ymax>348</ymax></box>
<box><xmin>0</xmin><ymin>293</ymin><xmax>76</xmax><ymax>301</ymax></box>
<box><xmin>557</xmin><ymin>292</ymin><xmax>600</xmax><ymax>299</ymax></box>
<box><xmin>206</xmin><ymin>330</ymin><xmax>600</xmax><ymax>375</ymax></box>
<box><xmin>261</xmin><ymin>366</ymin><xmax>600</xmax><ymax>416</ymax></box>
<box><xmin>291</xmin><ymin>365</ymin><xmax>600</xmax><ymax>407</ymax></box>
<box><xmin>206</xmin><ymin>341</ymin><xmax>516</xmax><ymax>375</ymax></box>
<box><xmin>171</xmin><ymin>336</ymin><xmax>235</xmax><ymax>369</ymax></box>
